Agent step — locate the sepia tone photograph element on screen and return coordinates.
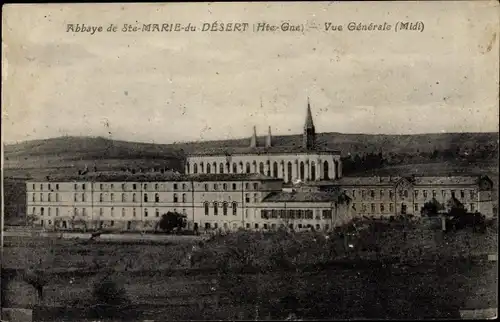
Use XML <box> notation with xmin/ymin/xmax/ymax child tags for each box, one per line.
<box><xmin>1</xmin><ymin>2</ymin><xmax>499</xmax><ymax>321</ymax></box>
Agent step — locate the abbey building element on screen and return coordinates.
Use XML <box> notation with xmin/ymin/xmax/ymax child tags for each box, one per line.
<box><xmin>25</xmin><ymin>100</ymin><xmax>497</xmax><ymax>232</ymax></box>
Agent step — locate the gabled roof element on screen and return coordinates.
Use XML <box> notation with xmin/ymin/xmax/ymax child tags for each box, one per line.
<box><xmin>262</xmin><ymin>190</ymin><xmax>343</xmax><ymax>203</ymax></box>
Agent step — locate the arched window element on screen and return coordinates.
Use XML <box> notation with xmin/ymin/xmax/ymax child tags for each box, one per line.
<box><xmin>206</xmin><ymin>163</ymin><xmax>211</xmax><ymax>174</ymax></box>
<box><xmin>253</xmin><ymin>161</ymin><xmax>258</xmax><ymax>173</ymax></box>
<box><xmin>32</xmin><ymin>194</ymin><xmax>36</xmax><ymax>202</ymax></box>
<box><xmin>311</xmin><ymin>161</ymin><xmax>316</xmax><ymax>181</ymax></box>
<box><xmin>173</xmin><ymin>193</ymin><xmax>178</xmax><ymax>202</ymax></box>
<box><xmin>41</xmin><ymin>207</ymin><xmax>45</xmax><ymax>216</ymax></box>
<box><xmin>144</xmin><ymin>193</ymin><xmax>148</xmax><ymax>202</ymax></box>
<box><xmin>204</xmin><ymin>202</ymin><xmax>209</xmax><ymax>216</ymax></box>
<box><xmin>219</xmin><ymin>163</ymin><xmax>224</xmax><ymax>174</ymax></box>
<box><xmin>200</xmin><ymin>162</ymin><xmax>204</xmax><ymax>173</ymax></box>
<box><xmin>232</xmin><ymin>202</ymin><xmax>237</xmax><ymax>216</ymax></box>
<box><xmin>193</xmin><ymin>163</ymin><xmax>198</xmax><ymax>174</ymax></box>
<box><xmin>287</xmin><ymin>162</ymin><xmax>293</xmax><ymax>182</ymax></box>
<box><xmin>99</xmin><ymin>208</ymin><xmax>103</xmax><ymax>217</ymax></box>
<box><xmin>132</xmin><ymin>193</ymin><xmax>137</xmax><ymax>202</ymax></box>
<box><xmin>213</xmin><ymin>162</ymin><xmax>217</xmax><ymax>173</ymax></box>
<box><xmin>232</xmin><ymin>163</ymin><xmax>237</xmax><ymax>173</ymax></box>
<box><xmin>144</xmin><ymin>209</ymin><xmax>148</xmax><ymax>217</ymax></box>
<box><xmin>155</xmin><ymin>183</ymin><xmax>159</xmax><ymax>190</ymax></box>
<box><xmin>82</xmin><ymin>193</ymin><xmax>85</xmax><ymax>202</ymax></box>
<box><xmin>122</xmin><ymin>208</ymin><xmax>126</xmax><ymax>217</ymax></box>
<box><xmin>259</xmin><ymin>162</ymin><xmax>264</xmax><ymax>174</ymax></box>
<box><xmin>266</xmin><ymin>161</ymin><xmax>271</xmax><ymax>176</ymax></box>
<box><xmin>122</xmin><ymin>193</ymin><xmax>125</xmax><ymax>202</ymax></box>
<box><xmin>182</xmin><ymin>193</ymin><xmax>186</xmax><ymax>203</ymax></box>
<box><xmin>300</xmin><ymin>161</ymin><xmax>305</xmax><ymax>181</ymax></box>
<box><xmin>47</xmin><ymin>193</ymin><xmax>52</xmax><ymax>202</ymax></box>
<box><xmin>246</xmin><ymin>162</ymin><xmax>251</xmax><ymax>173</ymax></box>
<box><xmin>99</xmin><ymin>193</ymin><xmax>103</xmax><ymax>202</ymax></box>
<box><xmin>273</xmin><ymin>162</ymin><xmax>278</xmax><ymax>178</ymax></box>
<box><xmin>213</xmin><ymin>202</ymin><xmax>218</xmax><ymax>216</ymax></box>
<box><xmin>186</xmin><ymin>163</ymin><xmax>190</xmax><ymax>174</ymax></box>
<box><xmin>223</xmin><ymin>202</ymin><xmax>228</xmax><ymax>216</ymax></box>
<box><xmin>155</xmin><ymin>193</ymin><xmax>159</xmax><ymax>202</ymax></box>
<box><xmin>334</xmin><ymin>160</ymin><xmax>339</xmax><ymax>179</ymax></box>
<box><xmin>226</xmin><ymin>162</ymin><xmax>230</xmax><ymax>173</ymax></box>
<box><xmin>323</xmin><ymin>161</ymin><xmax>329</xmax><ymax>180</ymax></box>
<box><xmin>110</xmin><ymin>193</ymin><xmax>114</xmax><ymax>202</ymax></box>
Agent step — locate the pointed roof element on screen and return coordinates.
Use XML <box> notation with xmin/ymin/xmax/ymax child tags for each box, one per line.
<box><xmin>305</xmin><ymin>97</ymin><xmax>315</xmax><ymax>129</ymax></box>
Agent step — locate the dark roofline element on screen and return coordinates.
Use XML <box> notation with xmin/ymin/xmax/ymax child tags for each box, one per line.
<box><xmin>187</xmin><ymin>148</ymin><xmax>341</xmax><ymax>157</ymax></box>
<box><xmin>28</xmin><ymin>172</ymin><xmax>283</xmax><ymax>183</ymax></box>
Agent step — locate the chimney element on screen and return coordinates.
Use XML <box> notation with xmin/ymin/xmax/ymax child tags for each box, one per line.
<box><xmin>265</xmin><ymin>126</ymin><xmax>272</xmax><ymax>148</ymax></box>
<box><xmin>250</xmin><ymin>126</ymin><xmax>257</xmax><ymax>148</ymax></box>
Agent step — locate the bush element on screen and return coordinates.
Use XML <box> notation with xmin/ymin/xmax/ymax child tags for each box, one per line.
<box><xmin>92</xmin><ymin>276</ymin><xmax>129</xmax><ymax>306</ymax></box>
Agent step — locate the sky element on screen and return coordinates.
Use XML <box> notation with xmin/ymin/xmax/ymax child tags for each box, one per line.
<box><xmin>2</xmin><ymin>1</ymin><xmax>499</xmax><ymax>145</ymax></box>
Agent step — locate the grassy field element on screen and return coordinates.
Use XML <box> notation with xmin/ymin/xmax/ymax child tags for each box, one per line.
<box><xmin>2</xmin><ymin>219</ymin><xmax>497</xmax><ymax>320</ymax></box>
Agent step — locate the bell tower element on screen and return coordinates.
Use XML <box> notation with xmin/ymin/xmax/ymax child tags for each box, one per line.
<box><xmin>303</xmin><ymin>97</ymin><xmax>316</xmax><ymax>149</ymax></box>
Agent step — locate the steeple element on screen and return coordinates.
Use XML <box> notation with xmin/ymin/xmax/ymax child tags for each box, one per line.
<box><xmin>303</xmin><ymin>97</ymin><xmax>316</xmax><ymax>149</ymax></box>
<box><xmin>265</xmin><ymin>126</ymin><xmax>272</xmax><ymax>148</ymax></box>
<box><xmin>250</xmin><ymin>125</ymin><xmax>257</xmax><ymax>148</ymax></box>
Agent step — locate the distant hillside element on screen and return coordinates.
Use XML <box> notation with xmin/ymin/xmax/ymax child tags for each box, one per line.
<box><xmin>3</xmin><ymin>132</ymin><xmax>498</xmax><ymax>177</ymax></box>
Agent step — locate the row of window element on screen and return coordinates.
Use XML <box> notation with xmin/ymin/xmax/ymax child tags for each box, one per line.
<box><xmin>189</xmin><ymin>159</ymin><xmax>337</xmax><ymax>181</ymax></box>
<box><xmin>260</xmin><ymin>209</ymin><xmax>332</xmax><ymax>220</ymax></box>
<box><xmin>33</xmin><ymin>207</ymin><xmax>186</xmax><ymax>218</ymax></box>
<box><xmin>203</xmin><ymin>202</ymin><xmax>238</xmax><ymax>216</ymax></box>
<box><xmin>352</xmin><ymin>202</ymin><xmax>476</xmax><ymax>213</ymax></box>
<box><xmin>351</xmin><ymin>189</ymin><xmax>477</xmax><ymax>200</ymax></box>
<box><xmin>32</xmin><ymin>182</ymin><xmax>262</xmax><ymax>192</ymax></box>
<box><xmin>203</xmin><ymin>222</ymin><xmax>330</xmax><ymax>231</ymax></box>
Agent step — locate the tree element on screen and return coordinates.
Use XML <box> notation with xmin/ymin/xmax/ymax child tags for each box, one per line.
<box><xmin>25</xmin><ymin>214</ymin><xmax>39</xmax><ymax>227</ymax></box>
<box><xmin>23</xmin><ymin>267</ymin><xmax>48</xmax><ymax>304</ymax></box>
<box><xmin>420</xmin><ymin>198</ymin><xmax>445</xmax><ymax>216</ymax></box>
<box><xmin>158</xmin><ymin>211</ymin><xmax>187</xmax><ymax>233</ymax></box>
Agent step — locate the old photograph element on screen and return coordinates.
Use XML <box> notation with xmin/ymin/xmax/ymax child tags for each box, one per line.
<box><xmin>1</xmin><ymin>1</ymin><xmax>499</xmax><ymax>321</ymax></box>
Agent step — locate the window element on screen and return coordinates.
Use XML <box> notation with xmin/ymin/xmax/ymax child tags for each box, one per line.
<box><xmin>470</xmin><ymin>190</ymin><xmax>476</xmax><ymax>199</ymax></box>
<box><xmin>75</xmin><ymin>184</ymin><xmax>79</xmax><ymax>190</ymax></box>
<box><xmin>99</xmin><ymin>208</ymin><xmax>103</xmax><ymax>217</ymax></box>
<box><xmin>470</xmin><ymin>203</ymin><xmax>475</xmax><ymax>212</ymax></box>
<box><xmin>204</xmin><ymin>202</ymin><xmax>209</xmax><ymax>216</ymax></box>
<box><xmin>253</xmin><ymin>183</ymin><xmax>258</xmax><ymax>190</ymax></box>
<box><xmin>403</xmin><ymin>190</ymin><xmax>408</xmax><ymax>198</ymax></box>
<box><xmin>132</xmin><ymin>193</ymin><xmax>137</xmax><ymax>202</ymax></box>
<box><xmin>73</xmin><ymin>193</ymin><xmax>77</xmax><ymax>202</ymax></box>
<box><xmin>322</xmin><ymin>209</ymin><xmax>332</xmax><ymax>219</ymax></box>
<box><xmin>82</xmin><ymin>193</ymin><xmax>85</xmax><ymax>202</ymax></box>
<box><xmin>213</xmin><ymin>223</ymin><xmax>218</xmax><ymax>229</ymax></box>
<box><xmin>223</xmin><ymin>183</ymin><xmax>227</xmax><ymax>191</ymax></box>
<box><xmin>133</xmin><ymin>208</ymin><xmax>137</xmax><ymax>217</ymax></box>
<box><xmin>48</xmin><ymin>208</ymin><xmax>51</xmax><ymax>216</ymax></box>
<box><xmin>255</xmin><ymin>223</ymin><xmax>259</xmax><ymax>229</ymax></box>
<box><xmin>389</xmin><ymin>204</ymin><xmax>394</xmax><ymax>212</ymax></box>
<box><xmin>451</xmin><ymin>190</ymin><xmax>456</xmax><ymax>198</ymax></box>
<box><xmin>144</xmin><ymin>184</ymin><xmax>148</xmax><ymax>190</ymax></box>
<box><xmin>245</xmin><ymin>194</ymin><xmax>250</xmax><ymax>203</ymax></box>
<box><xmin>32</xmin><ymin>207</ymin><xmax>36</xmax><ymax>215</ymax></box>
<box><xmin>111</xmin><ymin>184</ymin><xmax>114</xmax><ymax>189</ymax></box>
<box><xmin>233</xmin><ymin>163</ymin><xmax>237</xmax><ymax>173</ymax></box>
<box><xmin>133</xmin><ymin>184</ymin><xmax>137</xmax><ymax>190</ymax></box>
<box><xmin>32</xmin><ymin>184</ymin><xmax>36</xmax><ymax>190</ymax></box>
<box><xmin>361</xmin><ymin>190</ymin><xmax>366</xmax><ymax>198</ymax></box>
<box><xmin>56</xmin><ymin>184</ymin><xmax>59</xmax><ymax>190</ymax></box>
<box><xmin>110</xmin><ymin>193</ymin><xmax>114</xmax><ymax>202</ymax></box>
<box><xmin>41</xmin><ymin>207</ymin><xmax>45</xmax><ymax>216</ymax></box>
<box><xmin>40</xmin><ymin>184</ymin><xmax>44</xmax><ymax>190</ymax></box>
<box><xmin>371</xmin><ymin>204</ymin><xmax>375</xmax><ymax>213</ymax></box>
<box><xmin>414</xmin><ymin>190</ymin><xmax>419</xmax><ymax>198</ymax></box>
<box><xmin>122</xmin><ymin>193</ymin><xmax>126</xmax><ymax>202</ymax></box>
<box><xmin>460</xmin><ymin>190</ymin><xmax>465</xmax><ymax>199</ymax></box>
<box><xmin>155</xmin><ymin>184</ymin><xmax>159</xmax><ymax>190</ymax></box>
<box><xmin>423</xmin><ymin>190</ymin><xmax>428</xmax><ymax>198</ymax></box>
<box><xmin>110</xmin><ymin>221</ymin><xmax>114</xmax><ymax>227</ymax></box>
<box><xmin>122</xmin><ymin>183</ymin><xmax>126</xmax><ymax>191</ymax></box>
<box><xmin>352</xmin><ymin>190</ymin><xmax>356</xmax><ymax>199</ymax></box>
<box><xmin>182</xmin><ymin>193</ymin><xmax>186</xmax><ymax>203</ymax></box>
<box><xmin>174</xmin><ymin>183</ymin><xmax>178</xmax><ymax>190</ymax></box>
<box><xmin>99</xmin><ymin>193</ymin><xmax>103</xmax><ymax>202</ymax></box>
<box><xmin>56</xmin><ymin>208</ymin><xmax>59</xmax><ymax>216</ymax></box>
<box><xmin>83</xmin><ymin>208</ymin><xmax>87</xmax><ymax>217</ymax></box>
<box><xmin>206</xmin><ymin>164</ymin><xmax>211</xmax><ymax>174</ymax></box>
<box><xmin>246</xmin><ymin>223</ymin><xmax>250</xmax><ymax>229</ymax></box>
<box><xmin>254</xmin><ymin>193</ymin><xmax>258</xmax><ymax>202</ymax></box>
<box><xmin>263</xmin><ymin>223</ymin><xmax>268</xmax><ymax>230</ymax></box>
<box><xmin>144</xmin><ymin>209</ymin><xmax>148</xmax><ymax>217</ymax></box>
<box><xmin>414</xmin><ymin>203</ymin><xmax>419</xmax><ymax>211</ymax></box>
<box><xmin>232</xmin><ymin>183</ymin><xmax>237</xmax><ymax>190</ymax></box>
<box><xmin>245</xmin><ymin>183</ymin><xmax>250</xmax><ymax>190</ymax></box>
<box><xmin>32</xmin><ymin>194</ymin><xmax>35</xmax><ymax>202</ymax></box>
<box><xmin>56</xmin><ymin>193</ymin><xmax>59</xmax><ymax>202</ymax></box>
<box><xmin>155</xmin><ymin>193</ymin><xmax>159</xmax><ymax>202</ymax></box>
<box><xmin>380</xmin><ymin>190</ymin><xmax>384</xmax><ymax>198</ymax></box>
<box><xmin>370</xmin><ymin>190</ymin><xmax>375</xmax><ymax>198</ymax></box>
<box><xmin>219</xmin><ymin>163</ymin><xmax>224</xmax><ymax>174</ymax></box>
<box><xmin>82</xmin><ymin>184</ymin><xmax>86</xmax><ymax>190</ymax></box>
<box><xmin>213</xmin><ymin>184</ymin><xmax>218</xmax><ymax>191</ymax></box>
<box><xmin>182</xmin><ymin>184</ymin><xmax>186</xmax><ymax>190</ymax></box>
<box><xmin>40</xmin><ymin>193</ymin><xmax>44</xmax><ymax>202</ymax></box>
<box><xmin>232</xmin><ymin>202</ymin><xmax>238</xmax><ymax>216</ymax></box>
<box><xmin>246</xmin><ymin>162</ymin><xmax>251</xmax><ymax>173</ymax></box>
<box><xmin>193</xmin><ymin>164</ymin><xmax>198</xmax><ymax>174</ymax></box>
<box><xmin>144</xmin><ymin>193</ymin><xmax>148</xmax><ymax>202</ymax></box>
<box><xmin>441</xmin><ymin>190</ymin><xmax>445</xmax><ymax>198</ymax></box>
<box><xmin>155</xmin><ymin>209</ymin><xmax>159</xmax><ymax>217</ymax></box>
<box><xmin>389</xmin><ymin>191</ymin><xmax>394</xmax><ymax>200</ymax></box>
<box><xmin>223</xmin><ymin>202</ymin><xmax>228</xmax><ymax>216</ymax></box>
<box><xmin>99</xmin><ymin>184</ymin><xmax>103</xmax><ymax>190</ymax></box>
<box><xmin>204</xmin><ymin>184</ymin><xmax>209</xmax><ymax>191</ymax></box>
<box><xmin>110</xmin><ymin>208</ymin><xmax>115</xmax><ymax>217</ymax></box>
<box><xmin>245</xmin><ymin>209</ymin><xmax>249</xmax><ymax>218</ymax></box>
<box><xmin>173</xmin><ymin>194</ymin><xmax>178</xmax><ymax>202</ymax></box>
<box><xmin>122</xmin><ymin>208</ymin><xmax>126</xmax><ymax>217</ymax></box>
<box><xmin>48</xmin><ymin>184</ymin><xmax>52</xmax><ymax>190</ymax></box>
<box><xmin>213</xmin><ymin>202</ymin><xmax>218</xmax><ymax>216</ymax></box>
<box><xmin>48</xmin><ymin>193</ymin><xmax>52</xmax><ymax>202</ymax></box>
<box><xmin>432</xmin><ymin>190</ymin><xmax>437</xmax><ymax>198</ymax></box>
<box><xmin>380</xmin><ymin>204</ymin><xmax>385</xmax><ymax>212</ymax></box>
